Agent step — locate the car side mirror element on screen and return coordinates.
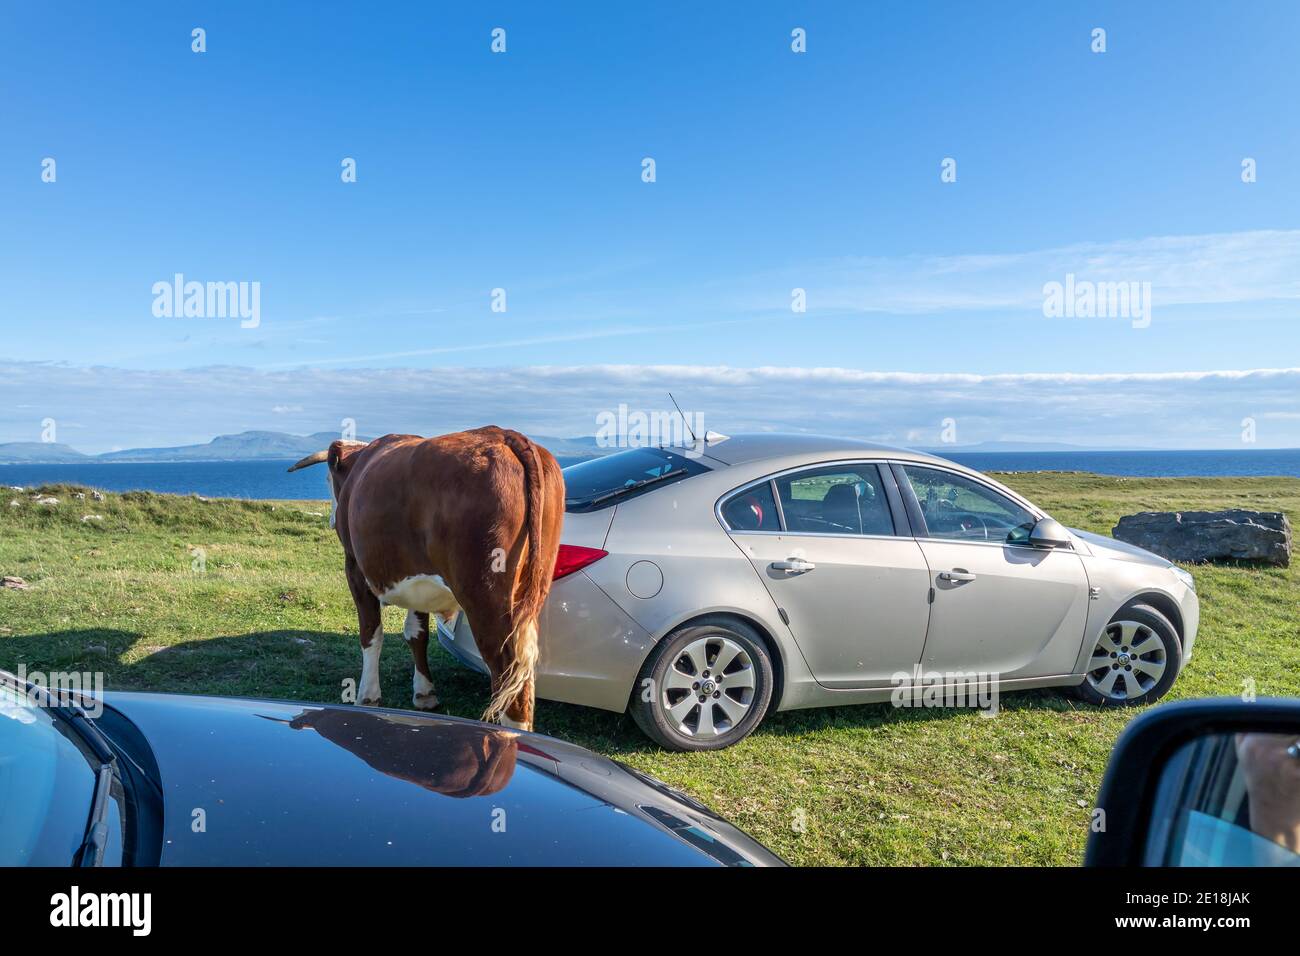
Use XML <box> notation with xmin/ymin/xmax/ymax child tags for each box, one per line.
<box><xmin>1029</xmin><ymin>517</ymin><xmax>1071</xmax><ymax>549</ymax></box>
<box><xmin>1085</xmin><ymin>699</ymin><xmax>1300</xmax><ymax>866</ymax></box>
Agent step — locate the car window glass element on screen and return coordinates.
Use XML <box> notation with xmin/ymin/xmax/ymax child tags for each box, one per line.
<box><xmin>720</xmin><ymin>482</ymin><xmax>780</xmax><ymax>531</ymax></box>
<box><xmin>0</xmin><ymin>682</ymin><xmax>100</xmax><ymax>866</ymax></box>
<box><xmin>1146</xmin><ymin>732</ymin><xmax>1300</xmax><ymax>866</ymax></box>
<box><xmin>564</xmin><ymin>447</ymin><xmax>711</xmax><ymax>512</ymax></box>
<box><xmin>774</xmin><ymin>464</ymin><xmax>894</xmax><ymax>536</ymax></box>
<box><xmin>902</xmin><ymin>465</ymin><xmax>1035</xmax><ymax>543</ymax></box>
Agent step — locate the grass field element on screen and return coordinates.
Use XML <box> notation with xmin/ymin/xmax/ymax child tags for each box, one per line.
<box><xmin>2</xmin><ymin>473</ymin><xmax>1298</xmax><ymax>865</ymax></box>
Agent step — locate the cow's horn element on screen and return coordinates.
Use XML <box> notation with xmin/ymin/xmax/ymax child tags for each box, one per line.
<box><xmin>287</xmin><ymin>450</ymin><xmax>329</xmax><ymax>472</ymax></box>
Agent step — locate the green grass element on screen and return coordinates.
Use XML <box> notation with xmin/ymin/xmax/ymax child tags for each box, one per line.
<box><xmin>3</xmin><ymin>474</ymin><xmax>1298</xmax><ymax>865</ymax></box>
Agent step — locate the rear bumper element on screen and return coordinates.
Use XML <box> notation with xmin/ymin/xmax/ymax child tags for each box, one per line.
<box><xmin>436</xmin><ymin>570</ymin><xmax>654</xmax><ymax>713</ymax></box>
<box><xmin>436</xmin><ymin>618</ymin><xmax>489</xmax><ymax>675</ymax></box>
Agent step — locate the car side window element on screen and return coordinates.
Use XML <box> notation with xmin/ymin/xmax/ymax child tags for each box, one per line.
<box><xmin>901</xmin><ymin>465</ymin><xmax>1036</xmax><ymax>544</ymax></box>
<box><xmin>774</xmin><ymin>464</ymin><xmax>895</xmax><ymax>536</ymax></box>
<box><xmin>720</xmin><ymin>481</ymin><xmax>781</xmax><ymax>532</ymax></box>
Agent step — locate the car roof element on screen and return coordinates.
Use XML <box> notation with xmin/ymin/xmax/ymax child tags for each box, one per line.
<box><xmin>658</xmin><ymin>432</ymin><xmax>1045</xmax><ymax>519</ymax></box>
<box><xmin>686</xmin><ymin>432</ymin><xmax>951</xmax><ymax>467</ymax></box>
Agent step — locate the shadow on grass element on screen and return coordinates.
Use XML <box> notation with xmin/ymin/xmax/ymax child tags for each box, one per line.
<box><xmin>1</xmin><ymin>627</ymin><xmax>357</xmax><ymax>702</ymax></box>
<box><xmin>1</xmin><ymin>627</ymin><xmax>1090</xmax><ymax>757</ymax></box>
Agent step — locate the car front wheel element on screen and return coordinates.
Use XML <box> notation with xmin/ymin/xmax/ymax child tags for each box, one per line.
<box><xmin>629</xmin><ymin>618</ymin><xmax>774</xmax><ymax>751</ymax></box>
<box><xmin>1072</xmin><ymin>602</ymin><xmax>1182</xmax><ymax>706</ymax></box>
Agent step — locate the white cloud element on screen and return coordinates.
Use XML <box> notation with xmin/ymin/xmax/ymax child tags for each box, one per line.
<box><xmin>732</xmin><ymin>229</ymin><xmax>1300</xmax><ymax>315</ymax></box>
<box><xmin>1</xmin><ymin>361</ymin><xmax>1297</xmax><ymax>453</ymax></box>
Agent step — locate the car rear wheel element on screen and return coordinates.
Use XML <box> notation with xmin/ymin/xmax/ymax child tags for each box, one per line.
<box><xmin>1071</xmin><ymin>602</ymin><xmax>1182</xmax><ymax>706</ymax></box>
<box><xmin>629</xmin><ymin>618</ymin><xmax>774</xmax><ymax>751</ymax></box>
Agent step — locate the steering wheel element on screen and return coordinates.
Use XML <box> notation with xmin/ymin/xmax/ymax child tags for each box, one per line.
<box><xmin>953</xmin><ymin>511</ymin><xmax>989</xmax><ymax>539</ymax></box>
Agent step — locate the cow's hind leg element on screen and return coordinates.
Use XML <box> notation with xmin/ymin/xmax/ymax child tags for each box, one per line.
<box><xmin>346</xmin><ymin>556</ymin><xmax>384</xmax><ymax>706</ymax></box>
<box><xmin>479</xmin><ymin>614</ymin><xmax>539</xmax><ymax>732</ymax></box>
<box><xmin>404</xmin><ymin>610</ymin><xmax>440</xmax><ymax>711</ymax></box>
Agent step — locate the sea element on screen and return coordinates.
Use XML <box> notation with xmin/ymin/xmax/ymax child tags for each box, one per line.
<box><xmin>1</xmin><ymin>449</ymin><xmax>1297</xmax><ymax>501</ymax></box>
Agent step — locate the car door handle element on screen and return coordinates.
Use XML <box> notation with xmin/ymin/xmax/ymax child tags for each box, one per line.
<box><xmin>939</xmin><ymin>570</ymin><xmax>976</xmax><ymax>583</ymax></box>
<box><xmin>771</xmin><ymin>558</ymin><xmax>816</xmax><ymax>574</ymax></box>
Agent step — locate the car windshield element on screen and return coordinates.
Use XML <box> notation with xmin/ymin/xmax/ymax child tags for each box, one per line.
<box><xmin>0</xmin><ymin>681</ymin><xmax>100</xmax><ymax>865</ymax></box>
<box><xmin>564</xmin><ymin>447</ymin><xmax>712</xmax><ymax>512</ymax></box>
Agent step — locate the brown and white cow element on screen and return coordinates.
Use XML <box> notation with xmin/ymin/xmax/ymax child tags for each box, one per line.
<box><xmin>288</xmin><ymin>427</ymin><xmax>564</xmax><ymax>731</ymax></box>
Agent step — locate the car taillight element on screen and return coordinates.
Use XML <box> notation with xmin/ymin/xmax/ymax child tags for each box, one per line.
<box><xmin>553</xmin><ymin>544</ymin><xmax>608</xmax><ymax>580</ymax></box>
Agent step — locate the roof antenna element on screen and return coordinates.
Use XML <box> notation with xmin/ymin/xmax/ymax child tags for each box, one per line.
<box><xmin>668</xmin><ymin>392</ymin><xmax>698</xmax><ymax>444</ymax></box>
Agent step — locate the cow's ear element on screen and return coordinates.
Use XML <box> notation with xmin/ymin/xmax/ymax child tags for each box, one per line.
<box><xmin>327</xmin><ymin>440</ymin><xmax>352</xmax><ymax>474</ymax></box>
<box><xmin>327</xmin><ymin>439</ymin><xmax>367</xmax><ymax>475</ymax></box>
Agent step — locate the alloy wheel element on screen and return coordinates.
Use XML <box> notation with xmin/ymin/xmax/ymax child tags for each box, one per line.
<box><xmin>659</xmin><ymin>635</ymin><xmax>757</xmax><ymax>740</ymax></box>
<box><xmin>1085</xmin><ymin>619</ymin><xmax>1167</xmax><ymax>701</ymax></box>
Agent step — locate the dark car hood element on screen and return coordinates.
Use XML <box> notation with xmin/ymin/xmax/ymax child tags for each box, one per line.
<box><xmin>99</xmin><ymin>691</ymin><xmax>782</xmax><ymax>866</ymax></box>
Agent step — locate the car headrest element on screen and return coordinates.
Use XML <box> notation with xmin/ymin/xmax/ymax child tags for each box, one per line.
<box><xmin>823</xmin><ymin>484</ymin><xmax>859</xmax><ymax>511</ymax></box>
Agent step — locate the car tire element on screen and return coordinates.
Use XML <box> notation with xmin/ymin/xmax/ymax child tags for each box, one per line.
<box><xmin>1070</xmin><ymin>602</ymin><xmax>1182</xmax><ymax>707</ymax></box>
<box><xmin>629</xmin><ymin>618</ymin><xmax>774</xmax><ymax>751</ymax></box>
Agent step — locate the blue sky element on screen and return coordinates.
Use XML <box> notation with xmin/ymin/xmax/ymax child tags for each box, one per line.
<box><xmin>1</xmin><ymin>1</ymin><xmax>1298</xmax><ymax>451</ymax></box>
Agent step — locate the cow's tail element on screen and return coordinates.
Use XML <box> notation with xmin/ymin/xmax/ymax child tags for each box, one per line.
<box><xmin>483</xmin><ymin>431</ymin><xmax>554</xmax><ymax>725</ymax></box>
<box><xmin>483</xmin><ymin>618</ymin><xmax>540</xmax><ymax>727</ymax></box>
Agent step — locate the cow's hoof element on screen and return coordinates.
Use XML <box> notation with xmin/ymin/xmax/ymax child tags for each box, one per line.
<box><xmin>359</xmin><ymin>697</ymin><xmax>382</xmax><ymax>707</ymax></box>
<box><xmin>413</xmin><ymin>692</ymin><xmax>441</xmax><ymax>712</ymax></box>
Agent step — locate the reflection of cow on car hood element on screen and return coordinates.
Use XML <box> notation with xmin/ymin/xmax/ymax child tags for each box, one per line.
<box><xmin>289</xmin><ymin>427</ymin><xmax>565</xmax><ymax>731</ymax></box>
<box><xmin>282</xmin><ymin>708</ymin><xmax>520</xmax><ymax>798</ymax></box>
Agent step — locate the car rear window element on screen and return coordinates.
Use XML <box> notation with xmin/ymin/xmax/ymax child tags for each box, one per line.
<box><xmin>564</xmin><ymin>447</ymin><xmax>712</xmax><ymax>513</ymax></box>
<box><xmin>719</xmin><ymin>482</ymin><xmax>780</xmax><ymax>531</ymax></box>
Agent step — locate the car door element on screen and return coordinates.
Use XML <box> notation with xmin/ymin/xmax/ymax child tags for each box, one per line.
<box><xmin>893</xmin><ymin>463</ymin><xmax>1089</xmax><ymax>679</ymax></box>
<box><xmin>719</xmin><ymin>462</ymin><xmax>932</xmax><ymax>688</ymax></box>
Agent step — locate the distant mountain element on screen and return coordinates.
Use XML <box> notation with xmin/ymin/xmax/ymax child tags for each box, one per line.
<box><xmin>95</xmin><ymin>431</ymin><xmax>363</xmax><ymax>462</ymax></box>
<box><xmin>529</xmin><ymin>435</ymin><xmax>606</xmax><ymax>458</ymax></box>
<box><xmin>0</xmin><ymin>442</ymin><xmax>90</xmax><ymax>464</ymax></box>
<box><xmin>0</xmin><ymin>431</ymin><xmax>1207</xmax><ymax>465</ymax></box>
<box><xmin>0</xmin><ymin>430</ymin><xmax>609</xmax><ymax>464</ymax></box>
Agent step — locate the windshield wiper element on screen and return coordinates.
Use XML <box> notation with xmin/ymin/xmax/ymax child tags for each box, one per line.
<box><xmin>577</xmin><ymin>468</ymin><xmax>688</xmax><ymax>507</ymax></box>
<box><xmin>51</xmin><ymin>704</ymin><xmax>120</xmax><ymax>867</ymax></box>
<box><xmin>8</xmin><ymin>674</ymin><xmax>121</xmax><ymax>867</ymax></box>
<box><xmin>78</xmin><ymin>764</ymin><xmax>115</xmax><ymax>867</ymax></box>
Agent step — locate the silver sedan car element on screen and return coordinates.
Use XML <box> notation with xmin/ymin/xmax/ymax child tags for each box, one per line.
<box><xmin>440</xmin><ymin>434</ymin><xmax>1199</xmax><ymax>750</ymax></box>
